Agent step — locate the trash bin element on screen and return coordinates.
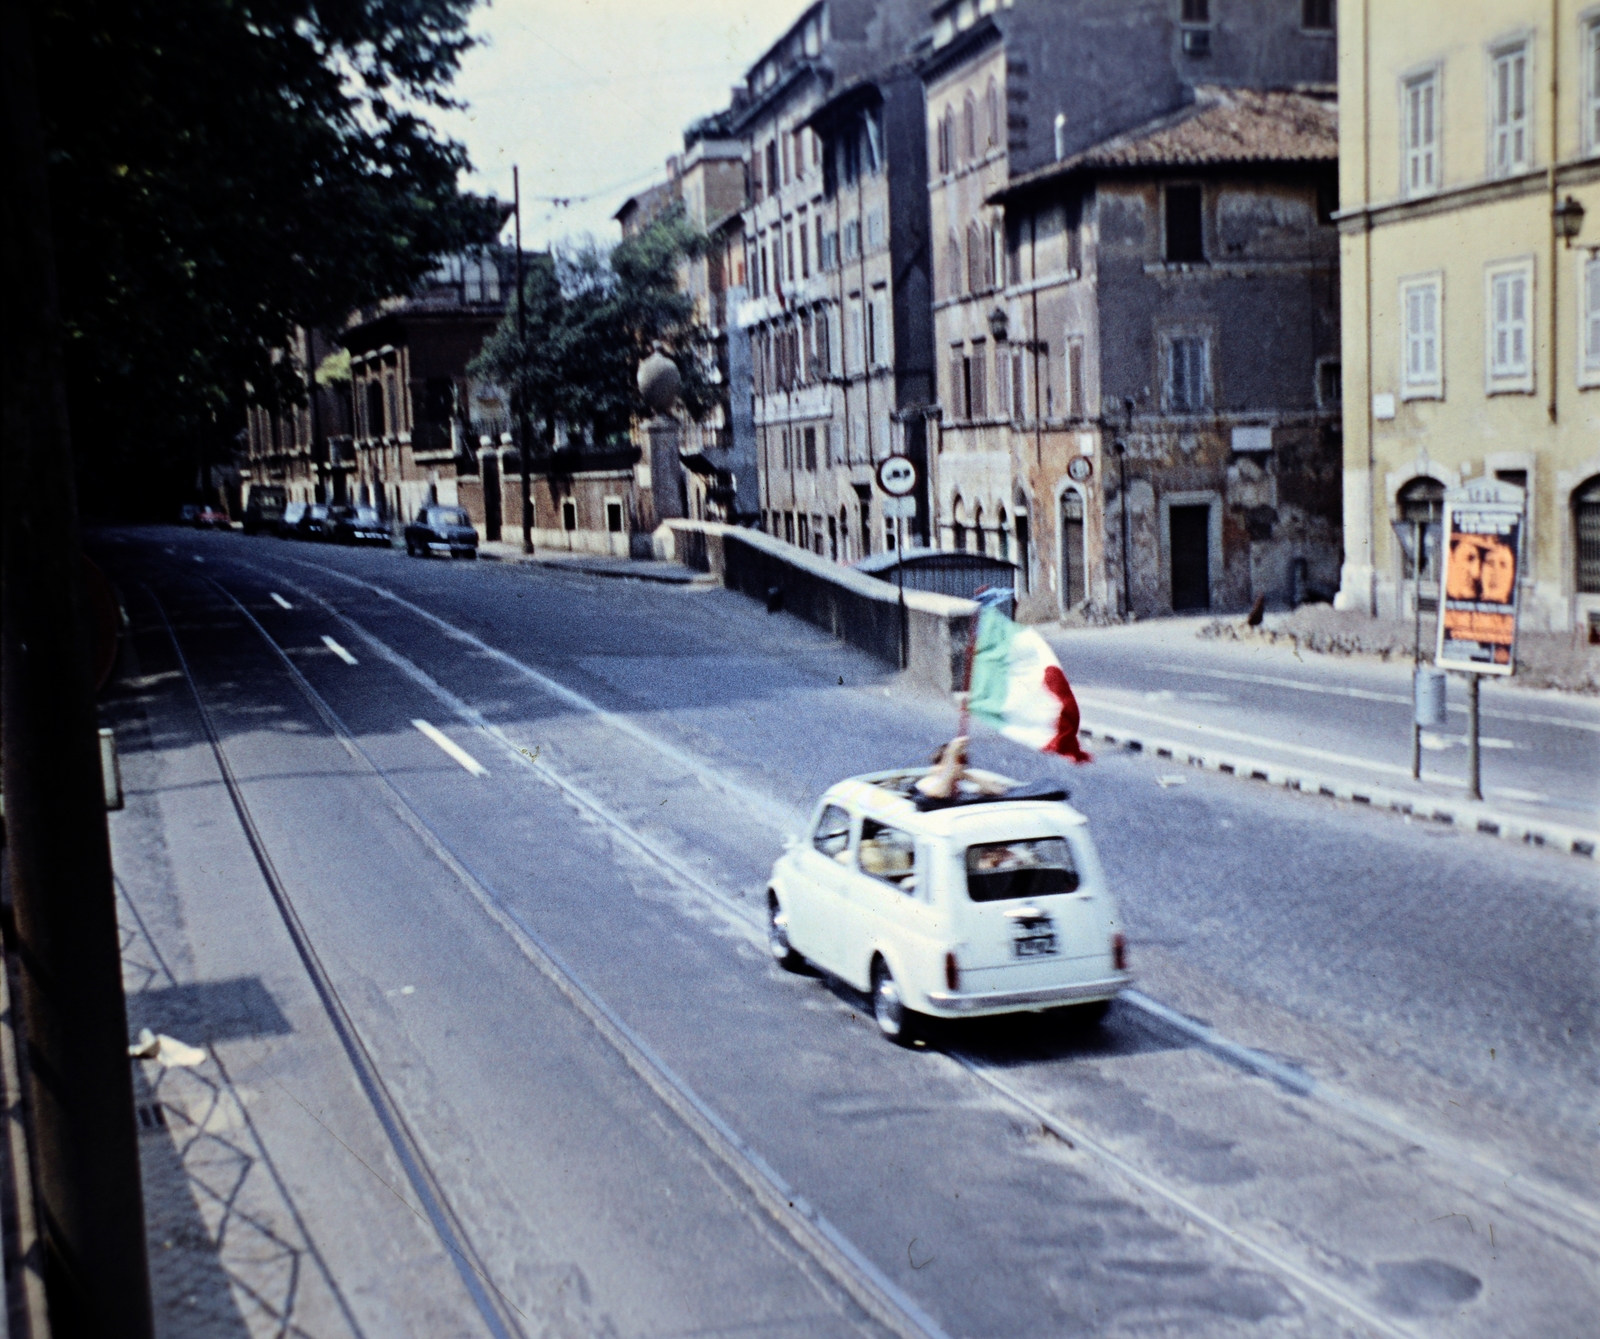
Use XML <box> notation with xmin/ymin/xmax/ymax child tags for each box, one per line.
<box><xmin>1414</xmin><ymin>667</ymin><xmax>1448</xmax><ymax>729</ymax></box>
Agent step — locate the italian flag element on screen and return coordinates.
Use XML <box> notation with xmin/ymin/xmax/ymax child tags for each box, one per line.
<box><xmin>967</xmin><ymin>608</ymin><xmax>1092</xmax><ymax>762</ymax></box>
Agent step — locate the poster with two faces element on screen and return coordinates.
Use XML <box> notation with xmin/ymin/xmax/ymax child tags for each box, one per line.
<box><xmin>1437</xmin><ymin>479</ymin><xmax>1526</xmax><ymax>674</ymax></box>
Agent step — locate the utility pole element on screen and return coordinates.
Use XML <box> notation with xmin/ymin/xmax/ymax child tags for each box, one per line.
<box><xmin>514</xmin><ymin>165</ymin><xmax>532</xmax><ymax>554</ymax></box>
<box><xmin>2</xmin><ymin>4</ymin><xmax>154</xmax><ymax>1332</ymax></box>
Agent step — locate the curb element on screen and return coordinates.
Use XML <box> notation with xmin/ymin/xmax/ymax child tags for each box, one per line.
<box><xmin>480</xmin><ymin>550</ymin><xmax>712</xmax><ymax>585</ymax></box>
<box><xmin>1077</xmin><ymin>722</ymin><xmax>1598</xmax><ymax>860</ymax></box>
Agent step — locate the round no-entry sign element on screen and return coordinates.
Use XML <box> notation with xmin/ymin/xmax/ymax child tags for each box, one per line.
<box><xmin>876</xmin><ymin>455</ymin><xmax>917</xmax><ymax>496</ymax></box>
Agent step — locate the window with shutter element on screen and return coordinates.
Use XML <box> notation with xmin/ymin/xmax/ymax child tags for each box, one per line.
<box><xmin>1491</xmin><ymin>45</ymin><xmax>1529</xmax><ymax>177</ymax></box>
<box><xmin>1585</xmin><ymin>256</ymin><xmax>1600</xmax><ymax>373</ymax></box>
<box><xmin>971</xmin><ymin>341</ymin><xmax>987</xmax><ymax>418</ymax></box>
<box><xmin>1164</xmin><ymin>335</ymin><xmax>1209</xmax><ymax>412</ymax></box>
<box><xmin>1401</xmin><ymin>277</ymin><xmax>1442</xmax><ymax>397</ymax></box>
<box><xmin>1404</xmin><ymin>73</ymin><xmax>1438</xmax><ymax>196</ymax></box>
<box><xmin>1487</xmin><ymin>264</ymin><xmax>1532</xmax><ymax>387</ymax></box>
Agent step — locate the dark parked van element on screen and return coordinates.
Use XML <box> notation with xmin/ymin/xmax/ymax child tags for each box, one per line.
<box><xmin>242</xmin><ymin>486</ymin><xmax>287</xmax><ymax>535</ymax></box>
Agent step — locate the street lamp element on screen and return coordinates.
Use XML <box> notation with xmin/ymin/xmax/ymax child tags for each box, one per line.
<box><xmin>988</xmin><ymin>306</ymin><xmax>1046</xmax><ymax>353</ymax></box>
<box><xmin>1553</xmin><ymin>195</ymin><xmax>1586</xmax><ymax>248</ymax></box>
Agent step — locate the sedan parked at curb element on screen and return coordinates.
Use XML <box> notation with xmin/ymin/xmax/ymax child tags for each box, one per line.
<box><xmin>765</xmin><ymin>768</ymin><xmax>1131</xmax><ymax>1045</ymax></box>
<box><xmin>276</xmin><ymin>501</ymin><xmax>308</xmax><ymax>537</ymax></box>
<box><xmin>195</xmin><ymin>506</ymin><xmax>231</xmax><ymax>530</ymax></box>
<box><xmin>405</xmin><ymin>506</ymin><xmax>478</xmax><ymax>559</ymax></box>
<box><xmin>301</xmin><ymin>503</ymin><xmax>339</xmax><ymax>541</ymax></box>
<box><xmin>332</xmin><ymin>506</ymin><xmax>392</xmax><ymax>547</ymax></box>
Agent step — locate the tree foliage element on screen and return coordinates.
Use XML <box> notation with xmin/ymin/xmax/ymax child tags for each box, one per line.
<box><xmin>33</xmin><ymin>0</ymin><xmax>501</xmax><ymax>514</ymax></box>
<box><xmin>472</xmin><ymin>205</ymin><xmax>712</xmax><ymax>454</ymax></box>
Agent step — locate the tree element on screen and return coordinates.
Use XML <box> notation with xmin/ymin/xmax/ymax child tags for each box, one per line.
<box><xmin>473</xmin><ymin>205</ymin><xmax>712</xmax><ymax>453</ymax></box>
<box><xmin>33</xmin><ymin>0</ymin><xmax>501</xmax><ymax>515</ymax></box>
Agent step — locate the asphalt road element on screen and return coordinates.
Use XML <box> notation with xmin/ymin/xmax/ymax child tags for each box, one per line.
<box><xmin>98</xmin><ymin>526</ymin><xmax>1599</xmax><ymax>1339</ymax></box>
<box><xmin>1042</xmin><ymin>621</ymin><xmax>1600</xmax><ymax>824</ymax></box>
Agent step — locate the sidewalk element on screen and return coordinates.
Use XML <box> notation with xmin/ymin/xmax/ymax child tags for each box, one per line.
<box><xmin>477</xmin><ymin>539</ymin><xmax>712</xmax><ymax>585</ymax></box>
<box><xmin>1037</xmin><ymin>615</ymin><xmax>1600</xmax><ymax>859</ymax></box>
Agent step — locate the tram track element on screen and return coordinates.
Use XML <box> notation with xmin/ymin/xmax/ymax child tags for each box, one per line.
<box><xmin>179</xmin><ymin>552</ymin><xmax>1599</xmax><ymax>1337</ymax></box>
<box><xmin>257</xmin><ymin>555</ymin><xmax>1600</xmax><ymax>1252</ymax></box>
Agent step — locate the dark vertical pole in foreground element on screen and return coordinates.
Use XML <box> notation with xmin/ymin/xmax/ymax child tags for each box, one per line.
<box><xmin>513</xmin><ymin>166</ymin><xmax>533</xmax><ymax>555</ymax></box>
<box><xmin>1114</xmin><ymin>441</ymin><xmax>1131</xmax><ymax>620</ymax></box>
<box><xmin>1466</xmin><ymin>673</ymin><xmax>1482</xmax><ymax>802</ymax></box>
<box><xmin>1</xmin><ymin>5</ymin><xmax>154</xmax><ymax>1334</ymax></box>
<box><xmin>1411</xmin><ymin>518</ymin><xmax>1424</xmax><ymax>779</ymax></box>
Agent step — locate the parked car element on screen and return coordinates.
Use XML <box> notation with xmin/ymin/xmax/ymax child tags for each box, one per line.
<box><xmin>242</xmin><ymin>486</ymin><xmax>287</xmax><ymax>535</ymax></box>
<box><xmin>301</xmin><ymin>503</ymin><xmax>339</xmax><ymax>541</ymax></box>
<box><xmin>332</xmin><ymin>506</ymin><xmax>392</xmax><ymax>547</ymax></box>
<box><xmin>765</xmin><ymin>768</ymin><xmax>1131</xmax><ymax>1045</ymax></box>
<box><xmin>177</xmin><ymin>504</ymin><xmax>201</xmax><ymax>525</ymax></box>
<box><xmin>195</xmin><ymin>506</ymin><xmax>231</xmax><ymax>530</ymax></box>
<box><xmin>275</xmin><ymin>501</ymin><xmax>308</xmax><ymax>537</ymax></box>
<box><xmin>404</xmin><ymin>506</ymin><xmax>478</xmax><ymax>559</ymax></box>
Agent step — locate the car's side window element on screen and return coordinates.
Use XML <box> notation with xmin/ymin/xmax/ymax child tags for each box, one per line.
<box><xmin>812</xmin><ymin>804</ymin><xmax>852</xmax><ymax>861</ymax></box>
<box><xmin>858</xmin><ymin>819</ymin><xmax>917</xmax><ymax>891</ymax></box>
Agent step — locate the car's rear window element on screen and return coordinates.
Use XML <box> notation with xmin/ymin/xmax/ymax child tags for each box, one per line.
<box><xmin>430</xmin><ymin>507</ymin><xmax>469</xmax><ymax>526</ymax></box>
<box><xmin>353</xmin><ymin>508</ymin><xmax>380</xmax><ymax>523</ymax></box>
<box><xmin>965</xmin><ymin>838</ymin><xmax>1079</xmax><ymax>902</ymax></box>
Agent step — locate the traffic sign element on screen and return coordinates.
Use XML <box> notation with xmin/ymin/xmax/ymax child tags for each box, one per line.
<box><xmin>881</xmin><ymin>495</ymin><xmax>916</xmax><ymax>519</ymax></box>
<box><xmin>1067</xmin><ymin>456</ymin><xmax>1093</xmax><ymax>483</ymax></box>
<box><xmin>876</xmin><ymin>455</ymin><xmax>917</xmax><ymax>496</ymax></box>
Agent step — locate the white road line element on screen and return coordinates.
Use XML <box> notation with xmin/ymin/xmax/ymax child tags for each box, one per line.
<box><xmin>1153</xmin><ymin>662</ymin><xmax>1600</xmax><ymax>733</ymax></box>
<box><xmin>270</xmin><ymin>592</ymin><xmax>292</xmax><ymax>609</ymax></box>
<box><xmin>321</xmin><ymin>635</ymin><xmax>358</xmax><ymax>665</ymax></box>
<box><xmin>280</xmin><ymin>559</ymin><xmax>804</xmax><ymax>834</ymax></box>
<box><xmin>1075</xmin><ymin>694</ymin><xmax>1422</xmax><ymax>778</ymax></box>
<box><xmin>411</xmin><ymin>720</ymin><xmax>489</xmax><ymax>777</ymax></box>
<box><xmin>192</xmin><ymin>555</ymin><xmax>205</xmax><ymax>564</ymax></box>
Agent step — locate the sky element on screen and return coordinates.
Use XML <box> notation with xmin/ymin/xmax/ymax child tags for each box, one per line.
<box><xmin>435</xmin><ymin>1</ymin><xmax>802</xmax><ymax>250</ymax></box>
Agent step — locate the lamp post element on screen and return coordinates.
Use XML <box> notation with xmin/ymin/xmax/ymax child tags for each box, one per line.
<box><xmin>1553</xmin><ymin>195</ymin><xmax>1586</xmax><ymax>248</ymax></box>
<box><xmin>513</xmin><ymin>166</ymin><xmax>533</xmax><ymax>554</ymax></box>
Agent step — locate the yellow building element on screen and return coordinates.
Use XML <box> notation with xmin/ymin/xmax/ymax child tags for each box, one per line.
<box><xmin>1337</xmin><ymin>1</ymin><xmax>1600</xmax><ymax>635</ymax></box>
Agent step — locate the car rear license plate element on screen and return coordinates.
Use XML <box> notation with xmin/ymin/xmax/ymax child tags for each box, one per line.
<box><xmin>1012</xmin><ymin>930</ymin><xmax>1058</xmax><ymax>958</ymax></box>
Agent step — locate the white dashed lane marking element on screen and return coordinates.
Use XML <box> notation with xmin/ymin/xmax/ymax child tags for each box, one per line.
<box><xmin>321</xmin><ymin>635</ymin><xmax>358</xmax><ymax>665</ymax></box>
<box><xmin>270</xmin><ymin>592</ymin><xmax>292</xmax><ymax>609</ymax></box>
<box><xmin>411</xmin><ymin>719</ymin><xmax>489</xmax><ymax>777</ymax></box>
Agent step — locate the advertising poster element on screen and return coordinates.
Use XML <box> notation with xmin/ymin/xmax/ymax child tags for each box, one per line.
<box><xmin>1435</xmin><ymin>481</ymin><xmax>1525</xmax><ymax>674</ymax></box>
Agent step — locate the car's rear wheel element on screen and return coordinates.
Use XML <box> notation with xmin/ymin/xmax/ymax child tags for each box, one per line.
<box><xmin>767</xmin><ymin>895</ymin><xmax>803</xmax><ymax>971</ymax></box>
<box><xmin>871</xmin><ymin>959</ymin><xmax>920</xmax><ymax>1046</ymax></box>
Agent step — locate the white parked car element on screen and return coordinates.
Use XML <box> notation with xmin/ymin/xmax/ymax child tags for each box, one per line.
<box><xmin>766</xmin><ymin>768</ymin><xmax>1131</xmax><ymax>1044</ymax></box>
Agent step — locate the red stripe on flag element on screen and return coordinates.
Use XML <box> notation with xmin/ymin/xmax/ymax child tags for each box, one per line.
<box><xmin>1042</xmin><ymin>666</ymin><xmax>1093</xmax><ymax>763</ymax></box>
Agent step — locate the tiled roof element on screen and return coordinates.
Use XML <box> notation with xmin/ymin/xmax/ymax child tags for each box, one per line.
<box><xmin>992</xmin><ymin>87</ymin><xmax>1336</xmax><ymax>202</ymax></box>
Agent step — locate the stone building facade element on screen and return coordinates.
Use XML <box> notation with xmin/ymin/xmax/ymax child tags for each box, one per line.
<box><xmin>990</xmin><ymin>88</ymin><xmax>1342</xmax><ymax>619</ymax></box>
<box><xmin>241</xmin><ymin>327</ymin><xmax>355</xmax><ymax>509</ymax></box>
<box><xmin>732</xmin><ymin>0</ymin><xmax>932</xmax><ymax>563</ymax></box>
<box><xmin>918</xmin><ymin>0</ymin><xmax>1339</xmax><ymax>617</ymax></box>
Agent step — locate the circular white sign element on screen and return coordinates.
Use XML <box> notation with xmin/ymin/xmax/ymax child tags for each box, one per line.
<box><xmin>876</xmin><ymin>455</ymin><xmax>917</xmax><ymax>496</ymax></box>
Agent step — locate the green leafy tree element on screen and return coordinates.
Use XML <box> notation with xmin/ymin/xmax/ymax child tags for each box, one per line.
<box><xmin>34</xmin><ymin>0</ymin><xmax>501</xmax><ymax>514</ymax></box>
<box><xmin>473</xmin><ymin>205</ymin><xmax>712</xmax><ymax>453</ymax></box>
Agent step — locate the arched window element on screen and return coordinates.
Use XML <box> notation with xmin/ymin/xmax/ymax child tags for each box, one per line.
<box><xmin>997</xmin><ymin>505</ymin><xmax>1010</xmax><ymax>561</ymax></box>
<box><xmin>963</xmin><ymin>93</ymin><xmax>978</xmax><ymax>162</ymax></box>
<box><xmin>938</xmin><ymin>107</ymin><xmax>955</xmax><ymax>174</ymax></box>
<box><xmin>952</xmin><ymin>496</ymin><xmax>967</xmax><ymax>552</ymax></box>
<box><xmin>1397</xmin><ymin>477</ymin><xmax>1445</xmax><ymax>580</ymax></box>
<box><xmin>1576</xmin><ymin>476</ymin><xmax>1600</xmax><ymax>594</ymax></box>
<box><xmin>973</xmin><ymin>504</ymin><xmax>986</xmax><ymax>555</ymax></box>
<box><xmin>986</xmin><ymin>78</ymin><xmax>1001</xmax><ymax>148</ymax></box>
<box><xmin>840</xmin><ymin>505</ymin><xmax>852</xmax><ymax>563</ymax></box>
<box><xmin>947</xmin><ymin>231</ymin><xmax>963</xmax><ymax>299</ymax></box>
<box><xmin>967</xmin><ymin>221</ymin><xmax>983</xmax><ymax>294</ymax></box>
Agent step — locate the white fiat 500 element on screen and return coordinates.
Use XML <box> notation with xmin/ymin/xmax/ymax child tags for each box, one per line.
<box><xmin>766</xmin><ymin>768</ymin><xmax>1131</xmax><ymax>1044</ymax></box>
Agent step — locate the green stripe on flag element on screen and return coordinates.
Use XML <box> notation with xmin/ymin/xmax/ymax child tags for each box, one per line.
<box><xmin>967</xmin><ymin>608</ymin><xmax>1021</xmax><ymax>727</ymax></box>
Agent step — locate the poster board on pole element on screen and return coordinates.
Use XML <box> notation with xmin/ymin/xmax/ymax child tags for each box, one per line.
<box><xmin>1435</xmin><ymin>479</ymin><xmax>1525</xmax><ymax>675</ymax></box>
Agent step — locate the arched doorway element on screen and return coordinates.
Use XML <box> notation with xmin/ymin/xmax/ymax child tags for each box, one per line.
<box><xmin>1397</xmin><ymin>476</ymin><xmax>1445</xmax><ymax>588</ymax></box>
<box><xmin>1576</xmin><ymin>476</ymin><xmax>1600</xmax><ymax>594</ymax></box>
<box><xmin>1060</xmin><ymin>488</ymin><xmax>1085</xmax><ymax>609</ymax></box>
